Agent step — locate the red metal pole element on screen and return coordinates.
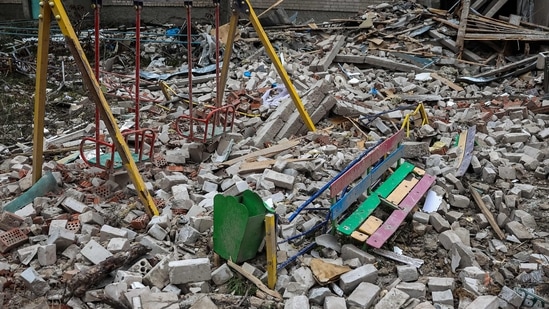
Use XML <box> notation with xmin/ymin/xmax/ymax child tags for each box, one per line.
<box><xmin>185</xmin><ymin>1</ymin><xmax>194</xmax><ymax>140</ymax></box>
<box><xmin>214</xmin><ymin>0</ymin><xmax>221</xmax><ymax>108</ymax></box>
<box><xmin>93</xmin><ymin>0</ymin><xmax>101</xmax><ymax>164</ymax></box>
<box><xmin>134</xmin><ymin>0</ymin><xmax>143</xmax><ymax>152</ymax></box>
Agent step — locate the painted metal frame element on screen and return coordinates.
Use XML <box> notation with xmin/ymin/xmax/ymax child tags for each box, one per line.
<box><xmin>32</xmin><ymin>0</ymin><xmax>158</xmax><ymax>216</ymax></box>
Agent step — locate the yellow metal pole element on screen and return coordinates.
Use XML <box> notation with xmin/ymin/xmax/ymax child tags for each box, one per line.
<box><xmin>32</xmin><ymin>1</ymin><xmax>52</xmax><ymax>184</ymax></box>
<box><xmin>47</xmin><ymin>0</ymin><xmax>159</xmax><ymax>217</ymax></box>
<box><xmin>244</xmin><ymin>0</ymin><xmax>316</xmax><ymax>132</ymax></box>
<box><xmin>218</xmin><ymin>12</ymin><xmax>239</xmax><ymax>101</ymax></box>
<box><xmin>265</xmin><ymin>213</ymin><xmax>277</xmax><ymax>289</ymax></box>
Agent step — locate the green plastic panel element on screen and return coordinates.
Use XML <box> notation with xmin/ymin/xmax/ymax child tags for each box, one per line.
<box><xmin>337</xmin><ymin>162</ymin><xmax>415</xmax><ymax>236</ymax></box>
<box><xmin>213</xmin><ymin>190</ymin><xmax>267</xmax><ymax>263</ymax></box>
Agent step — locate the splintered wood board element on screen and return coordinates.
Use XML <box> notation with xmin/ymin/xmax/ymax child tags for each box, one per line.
<box><xmin>222</xmin><ymin>140</ymin><xmax>300</xmax><ymax>166</ymax></box>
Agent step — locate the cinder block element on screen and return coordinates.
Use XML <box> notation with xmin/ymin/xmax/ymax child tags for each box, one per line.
<box><xmin>428</xmin><ymin>277</ymin><xmax>455</xmax><ymax>292</ymax></box>
<box><xmin>140</xmin><ymin>255</ymin><xmax>173</xmax><ymax>289</ymax></box>
<box><xmin>430</xmin><ymin>213</ymin><xmax>450</xmax><ymax>232</ymax></box>
<box><xmin>148</xmin><ymin>224</ymin><xmax>168</xmax><ymax>241</ymax></box>
<box><xmin>81</xmin><ymin>239</ymin><xmax>113</xmax><ymax>265</ymax></box>
<box><xmin>396</xmin><ymin>265</ymin><xmax>419</xmax><ymax>282</ymax></box>
<box><xmin>0</xmin><ymin>212</ymin><xmax>24</xmax><ymax>230</ymax></box>
<box><xmin>347</xmin><ymin>282</ymin><xmax>380</xmax><ymax>308</ymax></box>
<box><xmin>48</xmin><ymin>219</ymin><xmax>68</xmax><ymax>235</ymax></box>
<box><xmin>432</xmin><ymin>289</ymin><xmax>453</xmax><ymax>306</ymax></box>
<box><xmin>46</xmin><ymin>229</ymin><xmax>75</xmax><ymax>251</ymax></box>
<box><xmin>396</xmin><ymin>282</ymin><xmax>426</xmax><ymax>299</ymax></box>
<box><xmin>37</xmin><ymin>244</ymin><xmax>57</xmax><ymax>266</ymax></box>
<box><xmin>100</xmin><ymin>225</ymin><xmax>128</xmax><ymax>241</ymax></box>
<box><xmin>465</xmin><ymin>295</ymin><xmax>499</xmax><ymax>309</ymax></box>
<box><xmin>324</xmin><ymin>296</ymin><xmax>346</xmax><ymax>309</ymax></box>
<box><xmin>498</xmin><ymin>286</ymin><xmax>523</xmax><ymax>308</ymax></box>
<box><xmin>62</xmin><ymin>196</ymin><xmax>89</xmax><ymax>213</ymax></box>
<box><xmin>107</xmin><ymin>238</ymin><xmax>131</xmax><ymax>253</ymax></box>
<box><xmin>339</xmin><ymin>264</ymin><xmax>377</xmax><ymax>294</ymax></box>
<box><xmin>374</xmin><ymin>288</ymin><xmax>409</xmax><ymax>309</ymax></box>
<box><xmin>20</xmin><ymin>267</ymin><xmax>50</xmax><ymax>296</ymax></box>
<box><xmin>439</xmin><ymin>230</ymin><xmax>463</xmax><ymax>250</ymax></box>
<box><xmin>263</xmin><ymin>169</ymin><xmax>295</xmax><ymax>190</ymax></box>
<box><xmin>211</xmin><ymin>263</ymin><xmax>234</xmax><ymax>285</ymax></box>
<box><xmin>79</xmin><ymin>211</ymin><xmax>105</xmax><ymax>225</ymax></box>
<box><xmin>284</xmin><ymin>295</ymin><xmax>310</xmax><ymax>309</ymax></box>
<box><xmin>341</xmin><ymin>244</ymin><xmax>376</xmax><ymax>265</ymax></box>
<box><xmin>168</xmin><ymin>258</ymin><xmax>211</xmax><ymax>284</ymax></box>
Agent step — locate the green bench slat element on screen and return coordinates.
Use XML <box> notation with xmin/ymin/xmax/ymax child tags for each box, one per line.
<box><xmin>337</xmin><ymin>162</ymin><xmax>415</xmax><ymax>236</ymax></box>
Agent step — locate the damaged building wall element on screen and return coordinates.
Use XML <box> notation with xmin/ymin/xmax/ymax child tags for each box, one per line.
<box><xmin>251</xmin><ymin>0</ymin><xmax>392</xmax><ymax>13</ymax></box>
<box><xmin>0</xmin><ymin>0</ymin><xmax>394</xmax><ymax>22</ymax></box>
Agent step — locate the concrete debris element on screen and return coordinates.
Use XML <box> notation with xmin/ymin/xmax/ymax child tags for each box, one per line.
<box><xmin>1</xmin><ymin>0</ymin><xmax>549</xmax><ymax>308</ymax></box>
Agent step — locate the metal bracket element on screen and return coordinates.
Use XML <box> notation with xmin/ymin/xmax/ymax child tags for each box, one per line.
<box><xmin>133</xmin><ymin>0</ymin><xmax>143</xmax><ymax>7</ymax></box>
<box><xmin>91</xmin><ymin>0</ymin><xmax>102</xmax><ymax>7</ymax></box>
<box><xmin>232</xmin><ymin>0</ymin><xmax>249</xmax><ymax>13</ymax></box>
<box><xmin>184</xmin><ymin>1</ymin><xmax>193</xmax><ymax>6</ymax></box>
<box><xmin>212</xmin><ymin>0</ymin><xmax>220</xmax><ymax>4</ymax></box>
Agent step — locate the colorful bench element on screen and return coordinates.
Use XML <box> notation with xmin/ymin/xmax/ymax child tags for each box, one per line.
<box><xmin>329</xmin><ymin>129</ymin><xmax>436</xmax><ymax>248</ymax></box>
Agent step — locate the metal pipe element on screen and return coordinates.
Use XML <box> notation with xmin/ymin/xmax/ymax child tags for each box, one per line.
<box><xmin>185</xmin><ymin>1</ymin><xmax>194</xmax><ymax>140</ymax></box>
<box><xmin>93</xmin><ymin>0</ymin><xmax>101</xmax><ymax>167</ymax></box>
<box><xmin>134</xmin><ymin>0</ymin><xmax>143</xmax><ymax>152</ymax></box>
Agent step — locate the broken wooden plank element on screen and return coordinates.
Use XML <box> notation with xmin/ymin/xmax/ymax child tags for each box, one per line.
<box><xmin>464</xmin><ymin>33</ymin><xmax>549</xmax><ymax>41</ymax></box>
<box><xmin>456</xmin><ymin>0</ymin><xmax>471</xmax><ymax>58</ymax></box>
<box><xmin>227</xmin><ymin>260</ymin><xmax>283</xmax><ymax>300</ymax></box>
<box><xmin>222</xmin><ymin>140</ymin><xmax>300</xmax><ymax>166</ymax></box>
<box><xmin>362</xmin><ymin>55</ymin><xmax>433</xmax><ymax>73</ymax></box>
<box><xmin>468</xmin><ymin>184</ymin><xmax>506</xmax><ymax>240</ymax></box>
<box><xmin>428</xmin><ymin>30</ymin><xmax>484</xmax><ymax>63</ymax></box>
<box><xmin>471</xmin><ymin>0</ymin><xmax>490</xmax><ymax>10</ymax></box>
<box><xmin>499</xmin><ymin>15</ymin><xmax>549</xmax><ymax>31</ymax></box>
<box><xmin>483</xmin><ymin>0</ymin><xmax>508</xmax><ymax>18</ymax></box>
<box><xmin>430</xmin><ymin>73</ymin><xmax>465</xmax><ymax>92</ymax></box>
<box><xmin>311</xmin><ymin>35</ymin><xmax>346</xmax><ymax>72</ymax></box>
<box><xmin>473</xmin><ymin>54</ymin><xmax>539</xmax><ymax>78</ymax></box>
<box><xmin>333</xmin><ymin>54</ymin><xmax>434</xmax><ymax>72</ymax></box>
<box><xmin>239</xmin><ymin>158</ymin><xmax>312</xmax><ymax>174</ymax></box>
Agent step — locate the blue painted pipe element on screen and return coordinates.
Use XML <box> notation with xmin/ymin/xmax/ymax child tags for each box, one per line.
<box><xmin>288</xmin><ymin>138</ymin><xmax>385</xmax><ymax>222</ymax></box>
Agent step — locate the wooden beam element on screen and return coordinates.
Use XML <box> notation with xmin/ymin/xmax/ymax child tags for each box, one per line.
<box><xmin>431</xmin><ymin>73</ymin><xmax>465</xmax><ymax>92</ymax></box>
<box><xmin>468</xmin><ymin>184</ymin><xmax>506</xmax><ymax>240</ymax></box>
<box><xmin>221</xmin><ymin>140</ymin><xmax>300</xmax><ymax>166</ymax></box>
<box><xmin>227</xmin><ymin>260</ymin><xmax>283</xmax><ymax>300</ymax></box>
<box><xmin>456</xmin><ymin>0</ymin><xmax>471</xmax><ymax>59</ymax></box>
<box><xmin>428</xmin><ymin>30</ymin><xmax>484</xmax><ymax>63</ymax></box>
<box><xmin>464</xmin><ymin>33</ymin><xmax>549</xmax><ymax>40</ymax></box>
<box><xmin>471</xmin><ymin>0</ymin><xmax>489</xmax><ymax>10</ymax></box>
<box><xmin>473</xmin><ymin>54</ymin><xmax>538</xmax><ymax>78</ymax></box>
<box><xmin>483</xmin><ymin>0</ymin><xmax>508</xmax><ymax>18</ymax></box>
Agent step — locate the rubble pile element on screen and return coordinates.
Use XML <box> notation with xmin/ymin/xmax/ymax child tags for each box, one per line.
<box><xmin>1</xmin><ymin>1</ymin><xmax>549</xmax><ymax>308</ymax></box>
